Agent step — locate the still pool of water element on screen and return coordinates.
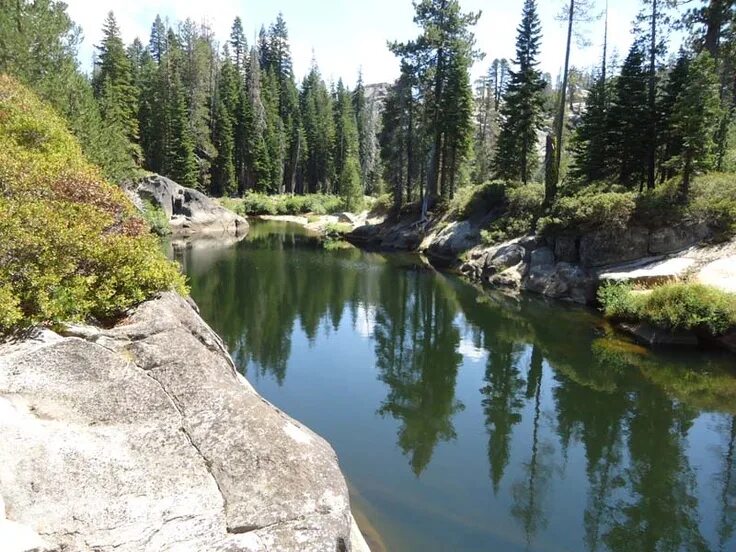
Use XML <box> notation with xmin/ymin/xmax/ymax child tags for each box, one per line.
<box><xmin>174</xmin><ymin>220</ymin><xmax>736</xmax><ymax>552</ymax></box>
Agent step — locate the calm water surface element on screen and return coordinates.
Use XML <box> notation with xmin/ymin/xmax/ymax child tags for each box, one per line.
<box><xmin>175</xmin><ymin>220</ymin><xmax>736</xmax><ymax>552</ymax></box>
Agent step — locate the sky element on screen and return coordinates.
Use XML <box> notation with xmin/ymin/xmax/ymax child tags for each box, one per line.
<box><xmin>65</xmin><ymin>0</ymin><xmax>651</xmax><ymax>87</ymax></box>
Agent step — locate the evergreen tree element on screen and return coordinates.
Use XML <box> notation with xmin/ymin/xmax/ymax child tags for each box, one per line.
<box><xmin>671</xmin><ymin>52</ymin><xmax>722</xmax><ymax>196</ymax></box>
<box><xmin>494</xmin><ymin>0</ymin><xmax>547</xmax><ymax>185</ymax></box>
<box><xmin>610</xmin><ymin>44</ymin><xmax>650</xmax><ymax>188</ymax></box>
<box><xmin>165</xmin><ymin>57</ymin><xmax>198</xmax><ymax>187</ymax></box>
<box><xmin>658</xmin><ymin>51</ymin><xmax>691</xmax><ymax>181</ymax></box>
<box><xmin>390</xmin><ymin>0</ymin><xmax>480</xmax><ymax>200</ymax></box>
<box><xmin>179</xmin><ymin>19</ymin><xmax>216</xmax><ymax>187</ymax></box>
<box><xmin>229</xmin><ymin>17</ymin><xmax>247</xmax><ymax>72</ymax></box>
<box><xmin>211</xmin><ymin>93</ymin><xmax>236</xmax><ymax>196</ymax></box>
<box><xmin>93</xmin><ymin>12</ymin><xmax>140</xmax><ymax>149</ymax></box>
<box><xmin>300</xmin><ymin>61</ymin><xmax>335</xmax><ymax>193</ymax></box>
<box><xmin>243</xmin><ymin>47</ymin><xmax>271</xmax><ymax>191</ymax></box>
<box><xmin>149</xmin><ymin>15</ymin><xmax>168</xmax><ymax>64</ymax></box>
<box><xmin>570</xmin><ymin>75</ymin><xmax>611</xmax><ymax>183</ymax></box>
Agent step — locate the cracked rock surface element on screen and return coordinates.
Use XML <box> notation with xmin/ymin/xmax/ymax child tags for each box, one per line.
<box><xmin>0</xmin><ymin>293</ymin><xmax>366</xmax><ymax>551</ymax></box>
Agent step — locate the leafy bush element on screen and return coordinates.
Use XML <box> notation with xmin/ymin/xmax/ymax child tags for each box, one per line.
<box><xmin>369</xmin><ymin>193</ymin><xmax>393</xmax><ymax>216</ymax></box>
<box><xmin>447</xmin><ymin>181</ymin><xmax>506</xmax><ymax>220</ymax></box>
<box><xmin>688</xmin><ymin>173</ymin><xmax>736</xmax><ymax>238</ymax></box>
<box><xmin>479</xmin><ymin>183</ymin><xmax>544</xmax><ymax>245</ymax></box>
<box><xmin>539</xmin><ymin>189</ymin><xmax>637</xmax><ymax>234</ymax></box>
<box><xmin>0</xmin><ymin>76</ymin><xmax>186</xmax><ymax>333</ymax></box>
<box><xmin>238</xmin><ymin>192</ymin><xmax>346</xmax><ymax>216</ymax></box>
<box><xmin>598</xmin><ymin>282</ymin><xmax>736</xmax><ymax>337</ymax></box>
<box><xmin>142</xmin><ymin>200</ymin><xmax>171</xmax><ymax>236</ymax></box>
<box><xmin>598</xmin><ymin>283</ymin><xmax>642</xmax><ymax>321</ymax></box>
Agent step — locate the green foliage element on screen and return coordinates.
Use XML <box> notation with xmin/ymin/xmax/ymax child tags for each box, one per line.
<box><xmin>447</xmin><ymin>181</ymin><xmax>506</xmax><ymax>220</ymax></box>
<box><xmin>493</xmin><ymin>0</ymin><xmax>546</xmax><ymax>184</ymax></box>
<box><xmin>141</xmin><ymin>200</ymin><xmax>171</xmax><ymax>236</ymax></box>
<box><xmin>539</xmin><ymin>189</ymin><xmax>637</xmax><ymax>234</ymax></box>
<box><xmin>598</xmin><ymin>282</ymin><xmax>736</xmax><ymax>337</ymax></box>
<box><xmin>0</xmin><ymin>76</ymin><xmax>185</xmax><ymax>333</ymax></box>
<box><xmin>479</xmin><ymin>183</ymin><xmax>544</xmax><ymax>244</ymax></box>
<box><xmin>670</xmin><ymin>52</ymin><xmax>723</xmax><ymax>195</ymax></box>
<box><xmin>237</xmin><ymin>193</ymin><xmax>346</xmax><ymax>216</ymax></box>
<box><xmin>688</xmin><ymin>173</ymin><xmax>736</xmax><ymax>237</ymax></box>
<box><xmin>0</xmin><ymin>1</ymin><xmax>137</xmax><ymax>181</ymax></box>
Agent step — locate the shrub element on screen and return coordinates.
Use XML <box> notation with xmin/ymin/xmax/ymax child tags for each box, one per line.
<box><xmin>642</xmin><ymin>283</ymin><xmax>736</xmax><ymax>336</ymax></box>
<box><xmin>142</xmin><ymin>199</ymin><xmax>171</xmax><ymax>236</ymax></box>
<box><xmin>539</xmin><ymin>189</ymin><xmax>637</xmax><ymax>234</ymax></box>
<box><xmin>688</xmin><ymin>173</ymin><xmax>736</xmax><ymax>238</ymax></box>
<box><xmin>598</xmin><ymin>282</ymin><xmax>736</xmax><ymax>337</ymax></box>
<box><xmin>597</xmin><ymin>283</ymin><xmax>642</xmax><ymax>321</ymax></box>
<box><xmin>238</xmin><ymin>192</ymin><xmax>346</xmax><ymax>216</ymax></box>
<box><xmin>0</xmin><ymin>76</ymin><xmax>186</xmax><ymax>333</ymax></box>
<box><xmin>447</xmin><ymin>181</ymin><xmax>506</xmax><ymax>220</ymax></box>
<box><xmin>478</xmin><ymin>183</ymin><xmax>544</xmax><ymax>245</ymax></box>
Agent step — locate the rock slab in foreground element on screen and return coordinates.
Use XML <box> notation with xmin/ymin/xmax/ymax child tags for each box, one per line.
<box><xmin>0</xmin><ymin>293</ymin><xmax>366</xmax><ymax>552</ymax></box>
<box><xmin>125</xmin><ymin>174</ymin><xmax>248</xmax><ymax>237</ymax></box>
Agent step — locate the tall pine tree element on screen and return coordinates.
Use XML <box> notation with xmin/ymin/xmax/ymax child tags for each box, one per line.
<box><xmin>494</xmin><ymin>0</ymin><xmax>547</xmax><ymax>185</ymax></box>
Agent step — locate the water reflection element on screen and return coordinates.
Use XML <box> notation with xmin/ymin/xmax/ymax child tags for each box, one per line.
<box><xmin>178</xmin><ymin>221</ymin><xmax>736</xmax><ymax>552</ymax></box>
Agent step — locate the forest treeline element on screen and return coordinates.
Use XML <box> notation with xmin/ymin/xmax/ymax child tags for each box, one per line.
<box><xmin>2</xmin><ymin>0</ymin><xmax>736</xmax><ymax>215</ymax></box>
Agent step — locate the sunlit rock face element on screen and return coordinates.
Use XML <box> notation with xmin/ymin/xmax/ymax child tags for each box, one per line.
<box><xmin>125</xmin><ymin>174</ymin><xmax>249</xmax><ymax>237</ymax></box>
<box><xmin>0</xmin><ymin>292</ymin><xmax>367</xmax><ymax>552</ymax></box>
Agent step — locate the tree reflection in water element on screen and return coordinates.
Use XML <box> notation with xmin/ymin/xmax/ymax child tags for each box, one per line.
<box><xmin>180</xmin><ymin>221</ymin><xmax>736</xmax><ymax>552</ymax></box>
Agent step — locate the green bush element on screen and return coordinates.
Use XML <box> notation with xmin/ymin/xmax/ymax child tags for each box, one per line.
<box><xmin>0</xmin><ymin>75</ymin><xmax>186</xmax><ymax>333</ymax></box>
<box><xmin>598</xmin><ymin>282</ymin><xmax>736</xmax><ymax>337</ymax></box>
<box><xmin>688</xmin><ymin>173</ymin><xmax>736</xmax><ymax>238</ymax></box>
<box><xmin>447</xmin><ymin>181</ymin><xmax>506</xmax><ymax>220</ymax></box>
<box><xmin>597</xmin><ymin>283</ymin><xmax>642</xmax><ymax>321</ymax></box>
<box><xmin>238</xmin><ymin>192</ymin><xmax>346</xmax><ymax>216</ymax></box>
<box><xmin>142</xmin><ymin>200</ymin><xmax>171</xmax><ymax>236</ymax></box>
<box><xmin>478</xmin><ymin>183</ymin><xmax>544</xmax><ymax>245</ymax></box>
<box><xmin>539</xmin><ymin>189</ymin><xmax>637</xmax><ymax>234</ymax></box>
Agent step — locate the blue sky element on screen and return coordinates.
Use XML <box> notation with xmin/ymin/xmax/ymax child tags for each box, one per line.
<box><xmin>65</xmin><ymin>0</ymin><xmax>661</xmax><ymax>87</ymax></box>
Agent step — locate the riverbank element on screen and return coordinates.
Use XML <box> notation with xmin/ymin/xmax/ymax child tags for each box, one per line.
<box><xmin>340</xmin><ymin>210</ymin><xmax>736</xmax><ymax>352</ymax></box>
<box><xmin>1</xmin><ymin>292</ymin><xmax>370</xmax><ymax>552</ymax></box>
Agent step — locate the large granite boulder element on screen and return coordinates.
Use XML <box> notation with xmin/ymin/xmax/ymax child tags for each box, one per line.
<box><xmin>579</xmin><ymin>227</ymin><xmax>649</xmax><ymax>268</ymax></box>
<box><xmin>524</xmin><ymin>262</ymin><xmax>595</xmax><ymax>304</ymax></box>
<box><xmin>648</xmin><ymin>222</ymin><xmax>711</xmax><ymax>255</ymax></box>
<box><xmin>425</xmin><ymin>220</ymin><xmax>481</xmax><ymax>266</ymax></box>
<box><xmin>0</xmin><ymin>293</ymin><xmax>367</xmax><ymax>552</ymax></box>
<box><xmin>125</xmin><ymin>175</ymin><xmax>248</xmax><ymax>237</ymax></box>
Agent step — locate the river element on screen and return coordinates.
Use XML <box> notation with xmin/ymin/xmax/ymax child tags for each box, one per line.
<box><xmin>174</xmin><ymin>220</ymin><xmax>736</xmax><ymax>552</ymax></box>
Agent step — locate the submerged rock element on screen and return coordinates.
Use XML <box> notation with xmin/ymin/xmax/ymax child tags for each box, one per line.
<box><xmin>0</xmin><ymin>293</ymin><xmax>366</xmax><ymax>552</ymax></box>
<box><xmin>125</xmin><ymin>174</ymin><xmax>248</xmax><ymax>237</ymax></box>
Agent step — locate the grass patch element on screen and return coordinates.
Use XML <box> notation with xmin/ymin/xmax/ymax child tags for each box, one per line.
<box><xmin>598</xmin><ymin>282</ymin><xmax>736</xmax><ymax>337</ymax></box>
<box><xmin>0</xmin><ymin>75</ymin><xmax>186</xmax><ymax>333</ymax></box>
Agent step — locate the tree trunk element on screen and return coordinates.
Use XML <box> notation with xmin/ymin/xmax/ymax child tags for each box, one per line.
<box><xmin>647</xmin><ymin>0</ymin><xmax>658</xmax><ymax>190</ymax></box>
<box><xmin>555</xmin><ymin>0</ymin><xmax>575</xmax><ymax>181</ymax></box>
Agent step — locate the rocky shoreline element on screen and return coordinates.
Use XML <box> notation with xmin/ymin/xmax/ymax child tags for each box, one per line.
<box><xmin>346</xmin><ymin>214</ymin><xmax>736</xmax><ymax>351</ymax></box>
<box><xmin>1</xmin><ymin>293</ymin><xmax>369</xmax><ymax>552</ymax></box>
<box><xmin>2</xmin><ymin>176</ymin><xmax>371</xmax><ymax>552</ymax></box>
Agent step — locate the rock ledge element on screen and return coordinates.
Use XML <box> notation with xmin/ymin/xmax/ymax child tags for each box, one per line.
<box><xmin>0</xmin><ymin>293</ymin><xmax>367</xmax><ymax>551</ymax></box>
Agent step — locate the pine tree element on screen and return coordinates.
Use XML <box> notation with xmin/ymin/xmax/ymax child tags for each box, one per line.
<box><xmin>243</xmin><ymin>47</ymin><xmax>271</xmax><ymax>191</ymax></box>
<box><xmin>149</xmin><ymin>15</ymin><xmax>168</xmax><ymax>64</ymax></box>
<box><xmin>166</xmin><ymin>63</ymin><xmax>198</xmax><ymax>188</ymax></box>
<box><xmin>570</xmin><ymin>75</ymin><xmax>611</xmax><ymax>183</ymax></box>
<box><xmin>229</xmin><ymin>17</ymin><xmax>248</xmax><ymax>72</ymax></box>
<box><xmin>390</xmin><ymin>0</ymin><xmax>480</xmax><ymax>200</ymax></box>
<box><xmin>658</xmin><ymin>51</ymin><xmax>690</xmax><ymax>181</ymax></box>
<box><xmin>300</xmin><ymin>61</ymin><xmax>335</xmax><ymax>193</ymax></box>
<box><xmin>93</xmin><ymin>12</ymin><xmax>140</xmax><ymax>149</ymax></box>
<box><xmin>610</xmin><ymin>44</ymin><xmax>649</xmax><ymax>188</ymax></box>
<box><xmin>671</xmin><ymin>52</ymin><xmax>722</xmax><ymax>197</ymax></box>
<box><xmin>494</xmin><ymin>0</ymin><xmax>547</xmax><ymax>185</ymax></box>
<box><xmin>211</xmin><ymin>93</ymin><xmax>236</xmax><ymax>196</ymax></box>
